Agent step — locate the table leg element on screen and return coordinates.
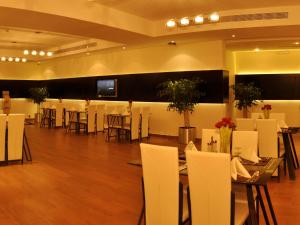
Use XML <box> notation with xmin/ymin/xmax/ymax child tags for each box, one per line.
<box><xmin>76</xmin><ymin>112</ymin><xmax>80</xmax><ymax>134</ymax></box>
<box><xmin>255</xmin><ymin>185</ymin><xmax>270</xmax><ymax>225</ymax></box>
<box><xmin>282</xmin><ymin>132</ymin><xmax>296</xmax><ymax>180</ymax></box>
<box><xmin>289</xmin><ymin>133</ymin><xmax>299</xmax><ymax>169</ymax></box>
<box><xmin>246</xmin><ymin>184</ymin><xmax>258</xmax><ymax>225</ymax></box>
<box><xmin>263</xmin><ymin>184</ymin><xmax>278</xmax><ymax>225</ymax></box>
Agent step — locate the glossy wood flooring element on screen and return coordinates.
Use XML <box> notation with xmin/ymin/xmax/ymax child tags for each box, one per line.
<box><xmin>0</xmin><ymin>125</ymin><xmax>299</xmax><ymax>225</ymax></box>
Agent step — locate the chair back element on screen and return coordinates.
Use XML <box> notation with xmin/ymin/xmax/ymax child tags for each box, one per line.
<box><xmin>232</xmin><ymin>131</ymin><xmax>258</xmax><ymax>156</ymax></box>
<box><xmin>106</xmin><ymin>105</ymin><xmax>116</xmax><ymax>114</ymax></box>
<box><xmin>0</xmin><ymin>114</ymin><xmax>6</xmax><ymax>161</ymax></box>
<box><xmin>236</xmin><ymin>118</ymin><xmax>255</xmax><ymax>131</ymax></box>
<box><xmin>251</xmin><ymin>113</ymin><xmax>263</xmax><ymax>119</ymax></box>
<box><xmin>270</xmin><ymin>113</ymin><xmax>287</xmax><ymax>128</ymax></box>
<box><xmin>130</xmin><ymin>107</ymin><xmax>141</xmax><ymax>141</ymax></box>
<box><xmin>7</xmin><ymin>114</ymin><xmax>25</xmax><ymax>160</ymax></box>
<box><xmin>201</xmin><ymin>129</ymin><xmax>220</xmax><ymax>152</ymax></box>
<box><xmin>256</xmin><ymin>119</ymin><xmax>278</xmax><ymax>158</ymax></box>
<box><xmin>55</xmin><ymin>103</ymin><xmax>63</xmax><ymax>127</ymax></box>
<box><xmin>87</xmin><ymin>105</ymin><xmax>97</xmax><ymax>133</ymax></box>
<box><xmin>96</xmin><ymin>105</ymin><xmax>105</xmax><ymax>132</ymax></box>
<box><xmin>116</xmin><ymin>105</ymin><xmax>126</xmax><ymax>114</ymax></box>
<box><xmin>140</xmin><ymin>143</ymin><xmax>179</xmax><ymax>225</ymax></box>
<box><xmin>186</xmin><ymin>151</ymin><xmax>231</xmax><ymax>225</ymax></box>
<box><xmin>141</xmin><ymin>107</ymin><xmax>150</xmax><ymax>138</ymax></box>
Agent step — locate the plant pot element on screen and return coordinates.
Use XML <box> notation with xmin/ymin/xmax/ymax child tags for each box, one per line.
<box><xmin>178</xmin><ymin>127</ymin><xmax>196</xmax><ymax>152</ymax></box>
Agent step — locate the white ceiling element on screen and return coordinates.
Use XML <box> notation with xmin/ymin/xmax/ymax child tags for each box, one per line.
<box><xmin>94</xmin><ymin>0</ymin><xmax>300</xmax><ymax>20</ymax></box>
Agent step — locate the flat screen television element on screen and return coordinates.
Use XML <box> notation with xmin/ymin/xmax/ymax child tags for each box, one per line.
<box><xmin>97</xmin><ymin>79</ymin><xmax>117</xmax><ymax>97</ymax></box>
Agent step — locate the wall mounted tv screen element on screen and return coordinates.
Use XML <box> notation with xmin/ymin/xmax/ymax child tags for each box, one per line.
<box><xmin>97</xmin><ymin>79</ymin><xmax>117</xmax><ymax>97</ymax></box>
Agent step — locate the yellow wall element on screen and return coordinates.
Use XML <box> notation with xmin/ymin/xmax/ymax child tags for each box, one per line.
<box><xmin>39</xmin><ymin>40</ymin><xmax>225</xmax><ymax>79</ymax></box>
<box><xmin>0</xmin><ymin>62</ymin><xmax>40</xmax><ymax>80</ymax></box>
<box><xmin>236</xmin><ymin>50</ymin><xmax>300</xmax><ymax>74</ymax></box>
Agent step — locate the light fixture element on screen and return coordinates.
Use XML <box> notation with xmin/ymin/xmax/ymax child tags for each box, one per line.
<box><xmin>232</xmin><ymin>34</ymin><xmax>236</xmax><ymax>38</ymax></box>
<box><xmin>295</xmin><ymin>42</ymin><xmax>299</xmax><ymax>45</ymax></box>
<box><xmin>122</xmin><ymin>46</ymin><xmax>126</xmax><ymax>50</ymax></box>
<box><xmin>166</xmin><ymin>19</ymin><xmax>176</xmax><ymax>28</ymax></box>
<box><xmin>47</xmin><ymin>52</ymin><xmax>53</xmax><ymax>57</ymax></box>
<box><xmin>168</xmin><ymin>40</ymin><xmax>176</xmax><ymax>46</ymax></box>
<box><xmin>1</xmin><ymin>57</ymin><xmax>6</xmax><ymax>61</ymax></box>
<box><xmin>39</xmin><ymin>51</ymin><xmax>45</xmax><ymax>56</ymax></box>
<box><xmin>254</xmin><ymin>48</ymin><xmax>260</xmax><ymax>52</ymax></box>
<box><xmin>31</xmin><ymin>50</ymin><xmax>37</xmax><ymax>55</ymax></box>
<box><xmin>209</xmin><ymin>12</ymin><xmax>220</xmax><ymax>22</ymax></box>
<box><xmin>179</xmin><ymin>17</ymin><xmax>190</xmax><ymax>26</ymax></box>
<box><xmin>8</xmin><ymin>57</ymin><xmax>13</xmax><ymax>62</ymax></box>
<box><xmin>24</xmin><ymin>50</ymin><xmax>29</xmax><ymax>55</ymax></box>
<box><xmin>194</xmin><ymin>15</ymin><xmax>204</xmax><ymax>24</ymax></box>
<box><xmin>22</xmin><ymin>58</ymin><xmax>27</xmax><ymax>62</ymax></box>
<box><xmin>15</xmin><ymin>57</ymin><xmax>20</xmax><ymax>62</ymax></box>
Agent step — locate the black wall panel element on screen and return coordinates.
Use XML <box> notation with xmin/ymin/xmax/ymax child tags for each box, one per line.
<box><xmin>0</xmin><ymin>70</ymin><xmax>229</xmax><ymax>103</ymax></box>
<box><xmin>236</xmin><ymin>74</ymin><xmax>300</xmax><ymax>100</ymax></box>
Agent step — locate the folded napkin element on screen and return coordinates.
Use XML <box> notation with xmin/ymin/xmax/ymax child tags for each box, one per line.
<box><xmin>231</xmin><ymin>157</ymin><xmax>251</xmax><ymax>180</ymax></box>
<box><xmin>239</xmin><ymin>147</ymin><xmax>261</xmax><ymax>163</ymax></box>
<box><xmin>185</xmin><ymin>141</ymin><xmax>198</xmax><ymax>152</ymax></box>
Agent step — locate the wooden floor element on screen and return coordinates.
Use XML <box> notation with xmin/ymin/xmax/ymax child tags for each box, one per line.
<box><xmin>0</xmin><ymin>125</ymin><xmax>299</xmax><ymax>225</ymax></box>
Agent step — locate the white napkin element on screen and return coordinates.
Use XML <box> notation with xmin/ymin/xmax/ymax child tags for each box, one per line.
<box><xmin>240</xmin><ymin>147</ymin><xmax>261</xmax><ymax>163</ymax></box>
<box><xmin>185</xmin><ymin>141</ymin><xmax>198</xmax><ymax>152</ymax></box>
<box><xmin>231</xmin><ymin>157</ymin><xmax>251</xmax><ymax>180</ymax></box>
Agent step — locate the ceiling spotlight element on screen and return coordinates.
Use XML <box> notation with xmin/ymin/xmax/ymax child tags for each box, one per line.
<box><xmin>39</xmin><ymin>51</ymin><xmax>45</xmax><ymax>56</ymax></box>
<box><xmin>232</xmin><ymin>34</ymin><xmax>236</xmax><ymax>38</ymax></box>
<box><xmin>209</xmin><ymin>12</ymin><xmax>220</xmax><ymax>22</ymax></box>
<box><xmin>1</xmin><ymin>57</ymin><xmax>6</xmax><ymax>61</ymax></box>
<box><xmin>24</xmin><ymin>50</ymin><xmax>29</xmax><ymax>55</ymax></box>
<box><xmin>194</xmin><ymin>15</ymin><xmax>204</xmax><ymax>24</ymax></box>
<box><xmin>31</xmin><ymin>50</ymin><xmax>37</xmax><ymax>55</ymax></box>
<box><xmin>122</xmin><ymin>46</ymin><xmax>126</xmax><ymax>50</ymax></box>
<box><xmin>15</xmin><ymin>57</ymin><xmax>20</xmax><ymax>62</ymax></box>
<box><xmin>295</xmin><ymin>42</ymin><xmax>299</xmax><ymax>45</ymax></box>
<box><xmin>180</xmin><ymin>17</ymin><xmax>190</xmax><ymax>26</ymax></box>
<box><xmin>8</xmin><ymin>57</ymin><xmax>13</xmax><ymax>62</ymax></box>
<box><xmin>168</xmin><ymin>40</ymin><xmax>176</xmax><ymax>46</ymax></box>
<box><xmin>166</xmin><ymin>19</ymin><xmax>176</xmax><ymax>28</ymax></box>
<box><xmin>47</xmin><ymin>52</ymin><xmax>53</xmax><ymax>57</ymax></box>
<box><xmin>22</xmin><ymin>58</ymin><xmax>27</xmax><ymax>62</ymax></box>
<box><xmin>254</xmin><ymin>48</ymin><xmax>260</xmax><ymax>52</ymax></box>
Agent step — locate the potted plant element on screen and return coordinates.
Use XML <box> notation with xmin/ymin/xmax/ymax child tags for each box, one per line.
<box><xmin>159</xmin><ymin>79</ymin><xmax>201</xmax><ymax>149</ymax></box>
<box><xmin>28</xmin><ymin>87</ymin><xmax>49</xmax><ymax>123</ymax></box>
<box><xmin>231</xmin><ymin>82</ymin><xmax>262</xmax><ymax>118</ymax></box>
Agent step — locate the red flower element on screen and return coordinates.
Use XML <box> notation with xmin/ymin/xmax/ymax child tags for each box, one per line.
<box><xmin>215</xmin><ymin>117</ymin><xmax>236</xmax><ymax>129</ymax></box>
<box><xmin>261</xmin><ymin>104</ymin><xmax>272</xmax><ymax>110</ymax></box>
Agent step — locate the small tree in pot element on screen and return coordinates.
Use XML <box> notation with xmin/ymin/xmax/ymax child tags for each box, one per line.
<box><xmin>231</xmin><ymin>82</ymin><xmax>262</xmax><ymax>118</ymax></box>
<box><xmin>159</xmin><ymin>79</ymin><xmax>201</xmax><ymax>127</ymax></box>
<box><xmin>28</xmin><ymin>87</ymin><xmax>49</xmax><ymax>121</ymax></box>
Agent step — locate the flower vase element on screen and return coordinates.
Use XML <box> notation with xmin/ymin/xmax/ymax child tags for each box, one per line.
<box><xmin>219</xmin><ymin>126</ymin><xmax>232</xmax><ymax>153</ymax></box>
<box><xmin>263</xmin><ymin>110</ymin><xmax>270</xmax><ymax>119</ymax></box>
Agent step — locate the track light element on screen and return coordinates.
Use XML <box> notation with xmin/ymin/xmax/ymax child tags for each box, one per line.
<box><xmin>166</xmin><ymin>19</ymin><xmax>176</xmax><ymax>28</ymax></box>
<box><xmin>179</xmin><ymin>17</ymin><xmax>190</xmax><ymax>26</ymax></box>
<box><xmin>209</xmin><ymin>12</ymin><xmax>220</xmax><ymax>22</ymax></box>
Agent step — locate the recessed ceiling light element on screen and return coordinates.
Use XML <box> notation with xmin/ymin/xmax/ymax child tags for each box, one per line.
<box><xmin>254</xmin><ymin>48</ymin><xmax>260</xmax><ymax>52</ymax></box>
<box><xmin>209</xmin><ymin>12</ymin><xmax>220</xmax><ymax>22</ymax></box>
<box><xmin>122</xmin><ymin>46</ymin><xmax>126</xmax><ymax>50</ymax></box>
<box><xmin>295</xmin><ymin>42</ymin><xmax>299</xmax><ymax>45</ymax></box>
<box><xmin>8</xmin><ymin>57</ymin><xmax>13</xmax><ymax>62</ymax></box>
<box><xmin>47</xmin><ymin>52</ymin><xmax>53</xmax><ymax>57</ymax></box>
<box><xmin>39</xmin><ymin>51</ymin><xmax>45</xmax><ymax>56</ymax></box>
<box><xmin>31</xmin><ymin>50</ymin><xmax>37</xmax><ymax>55</ymax></box>
<box><xmin>180</xmin><ymin>17</ymin><xmax>190</xmax><ymax>26</ymax></box>
<box><xmin>232</xmin><ymin>34</ymin><xmax>236</xmax><ymax>38</ymax></box>
<box><xmin>22</xmin><ymin>58</ymin><xmax>27</xmax><ymax>62</ymax></box>
<box><xmin>1</xmin><ymin>57</ymin><xmax>6</xmax><ymax>61</ymax></box>
<box><xmin>15</xmin><ymin>57</ymin><xmax>20</xmax><ymax>62</ymax></box>
<box><xmin>168</xmin><ymin>40</ymin><xmax>176</xmax><ymax>46</ymax></box>
<box><xmin>194</xmin><ymin>15</ymin><xmax>204</xmax><ymax>24</ymax></box>
<box><xmin>166</xmin><ymin>19</ymin><xmax>176</xmax><ymax>28</ymax></box>
<box><xmin>24</xmin><ymin>50</ymin><xmax>29</xmax><ymax>55</ymax></box>
<box><xmin>86</xmin><ymin>52</ymin><xmax>91</xmax><ymax>55</ymax></box>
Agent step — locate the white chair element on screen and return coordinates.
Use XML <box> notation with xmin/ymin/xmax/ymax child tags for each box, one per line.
<box><xmin>256</xmin><ymin>119</ymin><xmax>282</xmax><ymax>177</ymax></box>
<box><xmin>232</xmin><ymin>131</ymin><xmax>258</xmax><ymax>157</ymax></box>
<box><xmin>80</xmin><ymin>105</ymin><xmax>97</xmax><ymax>134</ymax></box>
<box><xmin>270</xmin><ymin>113</ymin><xmax>287</xmax><ymax>129</ymax></box>
<box><xmin>141</xmin><ymin>107</ymin><xmax>151</xmax><ymax>139</ymax></box>
<box><xmin>236</xmin><ymin>118</ymin><xmax>255</xmax><ymax>131</ymax></box>
<box><xmin>0</xmin><ymin>114</ymin><xmax>6</xmax><ymax>161</ymax></box>
<box><xmin>7</xmin><ymin>114</ymin><xmax>25</xmax><ymax>161</ymax></box>
<box><xmin>186</xmin><ymin>151</ymin><xmax>249</xmax><ymax>225</ymax></box>
<box><xmin>123</xmin><ymin>107</ymin><xmax>141</xmax><ymax>142</ymax></box>
<box><xmin>55</xmin><ymin>102</ymin><xmax>63</xmax><ymax>127</ymax></box>
<box><xmin>201</xmin><ymin>129</ymin><xmax>220</xmax><ymax>152</ymax></box>
<box><xmin>140</xmin><ymin>143</ymin><xmax>188</xmax><ymax>225</ymax></box>
<box><xmin>96</xmin><ymin>104</ymin><xmax>105</xmax><ymax>132</ymax></box>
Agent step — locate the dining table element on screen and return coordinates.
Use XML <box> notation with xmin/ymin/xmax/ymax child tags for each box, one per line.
<box><xmin>106</xmin><ymin>113</ymin><xmax>130</xmax><ymax>142</ymax></box>
<box><xmin>66</xmin><ymin>109</ymin><xmax>87</xmax><ymax>134</ymax></box>
<box><xmin>129</xmin><ymin>156</ymin><xmax>282</xmax><ymax>225</ymax></box>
